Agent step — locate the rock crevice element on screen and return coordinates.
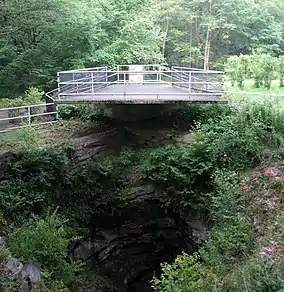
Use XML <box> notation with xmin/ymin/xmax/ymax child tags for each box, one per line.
<box><xmin>70</xmin><ymin>185</ymin><xmax>208</xmax><ymax>291</ymax></box>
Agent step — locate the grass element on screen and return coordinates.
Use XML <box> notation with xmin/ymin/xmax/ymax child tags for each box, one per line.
<box><xmin>0</xmin><ymin>120</ymin><xmax>94</xmax><ymax>152</ymax></box>
<box><xmin>225</xmin><ymin>79</ymin><xmax>284</xmax><ymax>95</ymax></box>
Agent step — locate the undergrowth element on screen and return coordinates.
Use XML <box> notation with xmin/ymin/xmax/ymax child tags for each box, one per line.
<box><xmin>152</xmin><ymin>98</ymin><xmax>284</xmax><ymax>291</ymax></box>
<box><xmin>3</xmin><ymin>98</ymin><xmax>284</xmax><ymax>291</ymax></box>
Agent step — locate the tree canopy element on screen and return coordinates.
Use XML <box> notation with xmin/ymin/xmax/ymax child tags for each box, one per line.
<box><xmin>1</xmin><ymin>0</ymin><xmax>284</xmax><ymax>96</ymax></box>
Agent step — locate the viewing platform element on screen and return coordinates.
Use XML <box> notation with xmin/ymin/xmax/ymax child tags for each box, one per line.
<box><xmin>48</xmin><ymin>65</ymin><xmax>225</xmax><ymax>104</ymax></box>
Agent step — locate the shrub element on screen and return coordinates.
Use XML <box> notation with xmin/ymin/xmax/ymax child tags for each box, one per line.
<box><xmin>151</xmin><ymin>253</ymin><xmax>202</xmax><ymax>292</ymax></box>
<box><xmin>225</xmin><ymin>55</ymin><xmax>248</xmax><ymax>88</ymax></box>
<box><xmin>0</xmin><ymin>147</ymin><xmax>72</xmax><ymax>221</ymax></box>
<box><xmin>209</xmin><ymin>170</ymin><xmax>244</xmax><ymax>222</ymax></box>
<box><xmin>0</xmin><ymin>127</ymin><xmax>46</xmax><ymax>152</ymax></box>
<box><xmin>141</xmin><ymin>145</ymin><xmax>213</xmax><ymax>208</ymax></box>
<box><xmin>58</xmin><ymin>104</ymin><xmax>107</xmax><ymax>121</ymax></box>
<box><xmin>0</xmin><ymin>87</ymin><xmax>43</xmax><ymax>108</ymax></box>
<box><xmin>201</xmin><ymin>219</ymin><xmax>254</xmax><ymax>268</ymax></box>
<box><xmin>6</xmin><ymin>212</ymin><xmax>81</xmax><ymax>286</ymax></box>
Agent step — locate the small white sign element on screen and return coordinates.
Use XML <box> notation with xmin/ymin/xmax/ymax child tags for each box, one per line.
<box><xmin>129</xmin><ymin>65</ymin><xmax>144</xmax><ymax>84</ymax></box>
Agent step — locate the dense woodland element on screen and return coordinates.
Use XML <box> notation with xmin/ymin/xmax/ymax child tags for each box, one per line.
<box><xmin>1</xmin><ymin>0</ymin><xmax>284</xmax><ymax>96</ymax></box>
<box><xmin>3</xmin><ymin>1</ymin><xmax>284</xmax><ymax>292</ymax></box>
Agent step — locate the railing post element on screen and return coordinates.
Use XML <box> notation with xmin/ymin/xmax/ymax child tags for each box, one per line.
<box><xmin>92</xmin><ymin>72</ymin><xmax>94</xmax><ymax>93</ymax></box>
<box><xmin>55</xmin><ymin>104</ymin><xmax>59</xmax><ymax>121</ymax></box>
<box><xmin>57</xmin><ymin>72</ymin><xmax>60</xmax><ymax>98</ymax></box>
<box><xmin>189</xmin><ymin>72</ymin><xmax>192</xmax><ymax>93</ymax></box>
<box><xmin>28</xmin><ymin>106</ymin><xmax>31</xmax><ymax>125</ymax></box>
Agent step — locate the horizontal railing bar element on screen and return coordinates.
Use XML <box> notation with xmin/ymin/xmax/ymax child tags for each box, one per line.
<box><xmin>0</xmin><ymin>115</ymin><xmax>29</xmax><ymax>121</ymax></box>
<box><xmin>0</xmin><ymin>111</ymin><xmax>57</xmax><ymax>122</ymax></box>
<box><xmin>0</xmin><ymin>121</ymin><xmax>58</xmax><ymax>134</ymax></box>
<box><xmin>59</xmin><ymin>72</ymin><xmax>118</xmax><ymax>84</ymax></box>
<box><xmin>58</xmin><ymin>70</ymin><xmax>223</xmax><ymax>75</ymax></box>
<box><xmin>0</xmin><ymin>103</ymin><xmax>55</xmax><ymax>111</ymax></box>
<box><xmin>58</xmin><ymin>81</ymin><xmax>222</xmax><ymax>85</ymax></box>
<box><xmin>172</xmin><ymin>66</ymin><xmax>223</xmax><ymax>73</ymax></box>
<box><xmin>58</xmin><ymin>67</ymin><xmax>107</xmax><ymax>73</ymax></box>
<box><xmin>58</xmin><ymin>92</ymin><xmax>222</xmax><ymax>96</ymax></box>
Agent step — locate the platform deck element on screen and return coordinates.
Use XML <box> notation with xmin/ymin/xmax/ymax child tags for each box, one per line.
<box><xmin>55</xmin><ymin>84</ymin><xmax>225</xmax><ymax>104</ymax></box>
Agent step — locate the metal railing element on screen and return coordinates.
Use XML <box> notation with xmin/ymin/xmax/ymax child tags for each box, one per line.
<box><xmin>55</xmin><ymin>65</ymin><xmax>224</xmax><ymax>100</ymax></box>
<box><xmin>0</xmin><ymin>103</ymin><xmax>58</xmax><ymax>133</ymax></box>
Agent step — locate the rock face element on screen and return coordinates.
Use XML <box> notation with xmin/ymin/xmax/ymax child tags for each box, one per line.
<box><xmin>1</xmin><ymin>257</ymin><xmax>41</xmax><ymax>291</ymax></box>
<box><xmin>0</xmin><ymin>149</ymin><xmax>15</xmax><ymax>180</ymax></box>
<box><xmin>70</xmin><ymin>185</ymin><xmax>208</xmax><ymax>291</ymax></box>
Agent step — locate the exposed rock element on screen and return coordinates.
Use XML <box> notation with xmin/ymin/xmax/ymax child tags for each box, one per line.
<box><xmin>70</xmin><ymin>185</ymin><xmax>208</xmax><ymax>292</ymax></box>
<box><xmin>5</xmin><ymin>258</ymin><xmax>23</xmax><ymax>277</ymax></box>
<box><xmin>72</xmin><ymin>128</ymin><xmax>126</xmax><ymax>164</ymax></box>
<box><xmin>21</xmin><ymin>262</ymin><xmax>41</xmax><ymax>283</ymax></box>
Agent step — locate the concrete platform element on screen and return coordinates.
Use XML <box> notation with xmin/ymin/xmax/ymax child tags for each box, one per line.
<box><xmin>55</xmin><ymin>84</ymin><xmax>225</xmax><ymax>104</ymax></box>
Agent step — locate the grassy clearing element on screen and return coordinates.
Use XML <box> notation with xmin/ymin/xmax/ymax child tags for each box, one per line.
<box><xmin>225</xmin><ymin>79</ymin><xmax>284</xmax><ymax>94</ymax></box>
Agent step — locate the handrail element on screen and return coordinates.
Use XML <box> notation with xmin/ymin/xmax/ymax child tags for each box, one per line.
<box><xmin>53</xmin><ymin>65</ymin><xmax>224</xmax><ymax>101</ymax></box>
<box><xmin>0</xmin><ymin>102</ymin><xmax>55</xmax><ymax>111</ymax></box>
<box><xmin>0</xmin><ymin>102</ymin><xmax>58</xmax><ymax>133</ymax></box>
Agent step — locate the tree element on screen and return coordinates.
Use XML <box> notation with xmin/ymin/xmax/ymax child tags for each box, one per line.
<box><xmin>0</xmin><ymin>0</ymin><xmax>163</xmax><ymax>96</ymax></box>
<box><xmin>278</xmin><ymin>56</ymin><xmax>284</xmax><ymax>87</ymax></box>
<box><xmin>158</xmin><ymin>0</ymin><xmax>284</xmax><ymax>69</ymax></box>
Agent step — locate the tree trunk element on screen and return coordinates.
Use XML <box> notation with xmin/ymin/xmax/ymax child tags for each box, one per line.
<box><xmin>195</xmin><ymin>17</ymin><xmax>201</xmax><ymax>48</ymax></box>
<box><xmin>162</xmin><ymin>16</ymin><xmax>169</xmax><ymax>58</ymax></box>
<box><xmin>204</xmin><ymin>28</ymin><xmax>211</xmax><ymax>70</ymax></box>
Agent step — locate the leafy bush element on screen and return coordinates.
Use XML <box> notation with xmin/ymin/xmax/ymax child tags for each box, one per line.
<box><xmin>201</xmin><ymin>219</ymin><xmax>254</xmax><ymax>267</ymax></box>
<box><xmin>6</xmin><ymin>212</ymin><xmax>81</xmax><ymax>286</ymax></box>
<box><xmin>0</xmin><ymin>147</ymin><xmax>73</xmax><ymax>221</ymax></box>
<box><xmin>0</xmin><ymin>87</ymin><xmax>43</xmax><ymax>108</ymax></box>
<box><xmin>172</xmin><ymin>103</ymin><xmax>232</xmax><ymax>129</ymax></box>
<box><xmin>243</xmin><ymin>260</ymin><xmax>284</xmax><ymax>291</ymax></box>
<box><xmin>141</xmin><ymin>145</ymin><xmax>213</xmax><ymax>208</ymax></box>
<box><xmin>209</xmin><ymin>170</ymin><xmax>244</xmax><ymax>222</ymax></box>
<box><xmin>225</xmin><ymin>55</ymin><xmax>248</xmax><ymax>88</ymax></box>
<box><xmin>152</xmin><ymin>253</ymin><xmax>202</xmax><ymax>292</ymax></box>
<box><xmin>0</xmin><ymin>127</ymin><xmax>46</xmax><ymax>151</ymax></box>
<box><xmin>58</xmin><ymin>104</ymin><xmax>107</xmax><ymax>122</ymax></box>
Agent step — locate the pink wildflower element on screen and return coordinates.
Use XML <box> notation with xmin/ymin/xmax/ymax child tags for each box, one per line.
<box><xmin>259</xmin><ymin>241</ymin><xmax>280</xmax><ymax>258</ymax></box>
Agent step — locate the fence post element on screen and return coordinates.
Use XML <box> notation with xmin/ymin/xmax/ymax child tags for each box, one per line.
<box><xmin>92</xmin><ymin>72</ymin><xmax>94</xmax><ymax>93</ymax></box>
<box><xmin>189</xmin><ymin>72</ymin><xmax>192</xmax><ymax>93</ymax></box>
<box><xmin>57</xmin><ymin>72</ymin><xmax>60</xmax><ymax>100</ymax></box>
<box><xmin>28</xmin><ymin>106</ymin><xmax>31</xmax><ymax>125</ymax></box>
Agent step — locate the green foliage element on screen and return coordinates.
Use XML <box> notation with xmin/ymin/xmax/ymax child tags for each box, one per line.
<box><xmin>209</xmin><ymin>171</ymin><xmax>244</xmax><ymax>222</ymax></box>
<box><xmin>160</xmin><ymin>0</ymin><xmax>284</xmax><ymax>68</ymax></box>
<box><xmin>250</xmin><ymin>54</ymin><xmax>278</xmax><ymax>89</ymax></box>
<box><xmin>0</xmin><ymin>247</ymin><xmax>10</xmax><ymax>261</ymax></box>
<box><xmin>243</xmin><ymin>260</ymin><xmax>284</xmax><ymax>291</ymax></box>
<box><xmin>152</xmin><ymin>253</ymin><xmax>202</xmax><ymax>291</ymax></box>
<box><xmin>58</xmin><ymin>104</ymin><xmax>107</xmax><ymax>122</ymax></box>
<box><xmin>202</xmin><ymin>219</ymin><xmax>254</xmax><ymax>267</ymax></box>
<box><xmin>225</xmin><ymin>55</ymin><xmax>248</xmax><ymax>88</ymax></box>
<box><xmin>0</xmin><ymin>127</ymin><xmax>46</xmax><ymax>151</ymax></box>
<box><xmin>6</xmin><ymin>212</ymin><xmax>81</xmax><ymax>286</ymax></box>
<box><xmin>278</xmin><ymin>56</ymin><xmax>284</xmax><ymax>87</ymax></box>
<box><xmin>142</xmin><ymin>145</ymin><xmax>213</xmax><ymax>208</ymax></box>
<box><xmin>0</xmin><ymin>145</ymin><xmax>141</xmax><ymax>226</ymax></box>
<box><xmin>0</xmin><ymin>147</ymin><xmax>73</xmax><ymax>222</ymax></box>
<box><xmin>0</xmin><ymin>0</ymin><xmax>162</xmax><ymax>96</ymax></box>
<box><xmin>151</xmin><ymin>170</ymin><xmax>254</xmax><ymax>292</ymax></box>
<box><xmin>0</xmin><ymin>87</ymin><xmax>43</xmax><ymax>108</ymax></box>
<box><xmin>172</xmin><ymin>103</ymin><xmax>232</xmax><ymax>129</ymax></box>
